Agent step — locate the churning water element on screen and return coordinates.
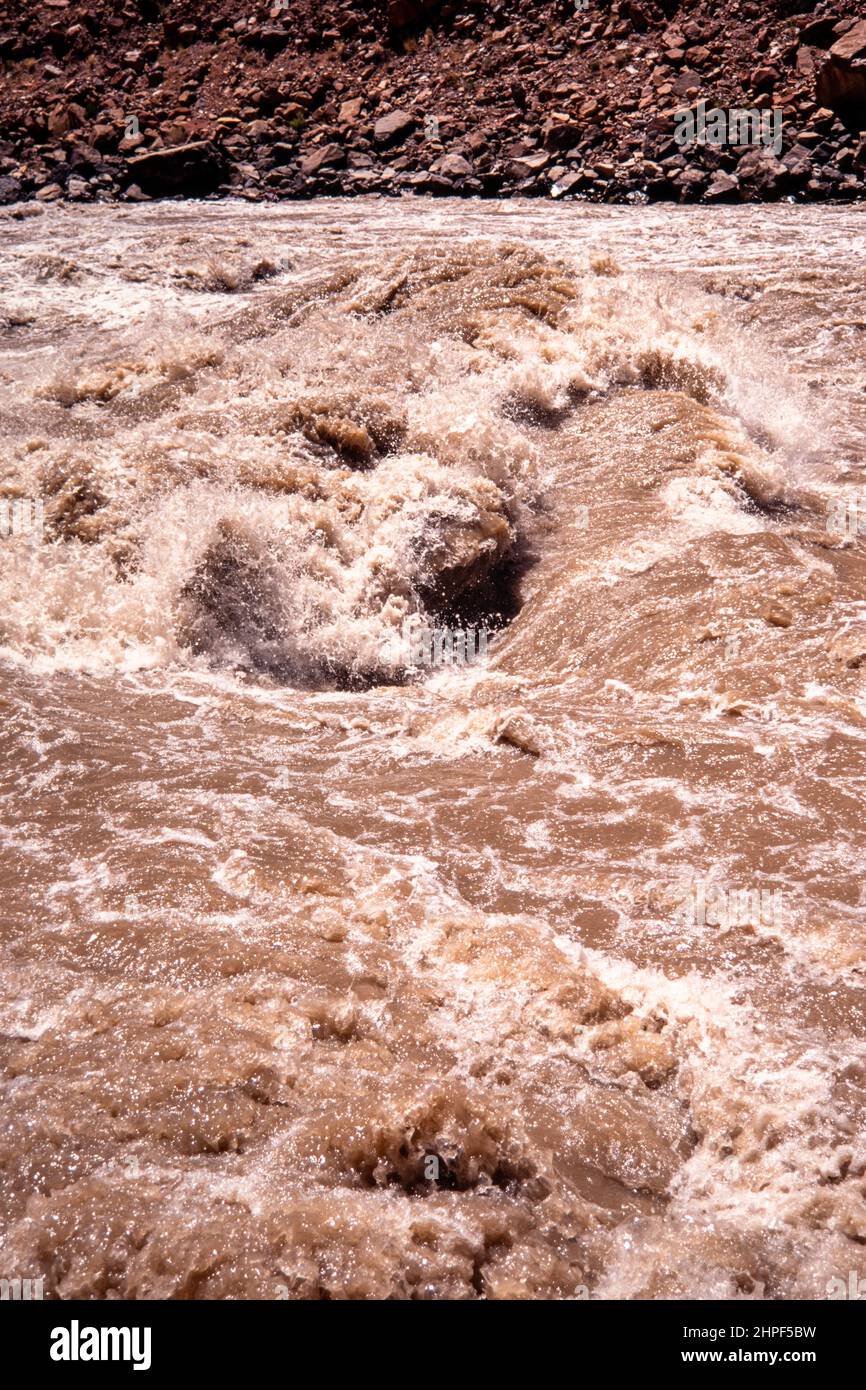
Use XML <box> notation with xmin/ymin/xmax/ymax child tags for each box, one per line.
<box><xmin>1</xmin><ymin>198</ymin><xmax>865</xmax><ymax>1299</ymax></box>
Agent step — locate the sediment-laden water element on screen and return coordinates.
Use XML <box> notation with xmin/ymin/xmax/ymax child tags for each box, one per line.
<box><xmin>1</xmin><ymin>198</ymin><xmax>865</xmax><ymax>1299</ymax></box>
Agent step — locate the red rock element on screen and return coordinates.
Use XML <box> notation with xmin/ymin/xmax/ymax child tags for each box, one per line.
<box><xmin>704</xmin><ymin>171</ymin><xmax>739</xmax><ymax>200</ymax></box>
<box><xmin>126</xmin><ymin>140</ymin><xmax>226</xmax><ymax>195</ymax></box>
<box><xmin>429</xmin><ymin>152</ymin><xmax>472</xmax><ymax>178</ymax></box>
<box><xmin>338</xmin><ymin>97</ymin><xmax>364</xmax><ymax>124</ymax></box>
<box><xmin>299</xmin><ymin>142</ymin><xmax>345</xmax><ymax>174</ymax></box>
<box><xmin>796</xmin><ymin>48</ymin><xmax>815</xmax><ymax>78</ymax></box>
<box><xmin>735</xmin><ymin>148</ymin><xmax>788</xmax><ymax>197</ymax></box>
<box><xmin>47</xmin><ymin>106</ymin><xmax>71</xmax><ymax>137</ymax></box>
<box><xmin>509</xmin><ymin>151</ymin><xmax>549</xmax><ymax>174</ymax></box>
<box><xmin>672</xmin><ymin>70</ymin><xmax>702</xmax><ymax>97</ymax></box>
<box><xmin>830</xmin><ymin>20</ymin><xmax>866</xmax><ymax>63</ymax></box>
<box><xmin>675</xmin><ymin>167</ymin><xmax>708</xmax><ymax>197</ymax></box>
<box><xmin>542</xmin><ymin>118</ymin><xmax>582</xmax><ymax>151</ymax></box>
<box><xmin>550</xmin><ymin>169</ymin><xmax>584</xmax><ymax>196</ymax></box>
<box><xmin>373</xmin><ymin>109</ymin><xmax>415</xmax><ymax>144</ymax></box>
<box><xmin>783</xmin><ymin>145</ymin><xmax>813</xmax><ymax>179</ymax></box>
<box><xmin>811</xmin><ymin>107</ymin><xmax>837</xmax><ymax>128</ymax></box>
<box><xmin>751</xmin><ymin>65</ymin><xmax>779</xmax><ymax>90</ymax></box>
<box><xmin>798</xmin><ymin>17</ymin><xmax>841</xmax><ymax>49</ymax></box>
<box><xmin>246</xmin><ymin>26</ymin><xmax>290</xmax><ymax>53</ymax></box>
<box><xmin>817</xmin><ymin>44</ymin><xmax>866</xmax><ymax>118</ymax></box>
<box><xmin>0</xmin><ymin>0</ymin><xmax>861</xmax><ymax>208</ymax></box>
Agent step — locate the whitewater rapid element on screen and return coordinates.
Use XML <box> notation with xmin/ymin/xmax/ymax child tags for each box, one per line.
<box><xmin>0</xmin><ymin>198</ymin><xmax>864</xmax><ymax>1299</ymax></box>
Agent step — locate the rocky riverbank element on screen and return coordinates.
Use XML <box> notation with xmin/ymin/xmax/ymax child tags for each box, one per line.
<box><xmin>1</xmin><ymin>1</ymin><xmax>865</xmax><ymax>205</ymax></box>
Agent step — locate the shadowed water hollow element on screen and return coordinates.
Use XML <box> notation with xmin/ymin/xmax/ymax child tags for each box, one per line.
<box><xmin>0</xmin><ymin>199</ymin><xmax>865</xmax><ymax>1300</ymax></box>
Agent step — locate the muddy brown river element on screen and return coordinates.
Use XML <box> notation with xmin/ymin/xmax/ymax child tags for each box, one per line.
<box><xmin>1</xmin><ymin>198</ymin><xmax>865</xmax><ymax>1299</ymax></box>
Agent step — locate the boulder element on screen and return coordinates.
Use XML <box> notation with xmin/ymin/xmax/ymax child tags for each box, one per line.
<box><xmin>817</xmin><ymin>21</ymin><xmax>866</xmax><ymax>119</ymax></box>
<box><xmin>0</xmin><ymin>174</ymin><xmax>21</xmax><ymax>204</ymax></box>
<box><xmin>126</xmin><ymin>141</ymin><xmax>226</xmax><ymax>195</ymax></box>
<box><xmin>542</xmin><ymin>118</ymin><xmax>582</xmax><ymax>152</ymax></box>
<box><xmin>798</xmin><ymin>16</ymin><xmax>841</xmax><ymax>49</ymax></box>
<box><xmin>704</xmin><ymin>170</ymin><xmax>739</xmax><ymax>201</ymax></box>
<box><xmin>735</xmin><ymin>148</ymin><xmax>788</xmax><ymax>198</ymax></box>
<box><xmin>429</xmin><ymin>153</ymin><xmax>472</xmax><ymax>178</ymax></box>
<box><xmin>509</xmin><ymin>151</ymin><xmax>550</xmax><ymax>175</ymax></box>
<box><xmin>299</xmin><ymin>143</ymin><xmax>345</xmax><ymax>175</ymax></box>
<box><xmin>796</xmin><ymin>47</ymin><xmax>816</xmax><ymax>78</ymax></box>
<box><xmin>829</xmin><ymin>20</ymin><xmax>866</xmax><ymax>63</ymax></box>
<box><xmin>338</xmin><ymin>97</ymin><xmax>364</xmax><ymax>125</ymax></box>
<box><xmin>46</xmin><ymin>105</ymin><xmax>71</xmax><ymax>138</ymax></box>
<box><xmin>782</xmin><ymin>144</ymin><xmax>813</xmax><ymax>180</ymax></box>
<box><xmin>373</xmin><ymin>109</ymin><xmax>416</xmax><ymax>145</ymax></box>
<box><xmin>684</xmin><ymin>44</ymin><xmax>711</xmax><ymax>65</ymax></box>
<box><xmin>750</xmin><ymin>65</ymin><xmax>779</xmax><ymax>91</ymax></box>
<box><xmin>674</xmin><ymin>166</ymin><xmax>708</xmax><ymax>199</ymax></box>
<box><xmin>243</xmin><ymin>25</ymin><xmax>290</xmax><ymax>52</ymax></box>
<box><xmin>550</xmin><ymin>170</ymin><xmax>585</xmax><ymax>197</ymax></box>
